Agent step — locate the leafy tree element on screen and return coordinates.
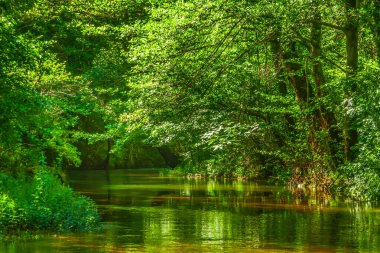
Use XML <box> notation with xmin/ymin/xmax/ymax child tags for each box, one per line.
<box><xmin>124</xmin><ymin>0</ymin><xmax>380</xmax><ymax>199</ymax></box>
<box><xmin>1</xmin><ymin>0</ymin><xmax>379</xmax><ymax>201</ymax></box>
<box><xmin>0</xmin><ymin>14</ymin><xmax>88</xmax><ymax>173</ymax></box>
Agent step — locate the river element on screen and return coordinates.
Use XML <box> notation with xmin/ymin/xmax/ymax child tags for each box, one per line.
<box><xmin>1</xmin><ymin>169</ymin><xmax>379</xmax><ymax>252</ymax></box>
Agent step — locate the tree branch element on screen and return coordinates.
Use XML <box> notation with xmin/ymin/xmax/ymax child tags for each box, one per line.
<box><xmin>303</xmin><ymin>19</ymin><xmax>346</xmax><ymax>32</ymax></box>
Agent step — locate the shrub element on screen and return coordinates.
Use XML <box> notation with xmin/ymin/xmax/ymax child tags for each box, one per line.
<box><xmin>0</xmin><ymin>169</ymin><xmax>99</xmax><ymax>234</ymax></box>
<box><xmin>0</xmin><ymin>193</ymin><xmax>25</xmax><ymax>231</ymax></box>
<box><xmin>342</xmin><ymin>162</ymin><xmax>380</xmax><ymax>201</ymax></box>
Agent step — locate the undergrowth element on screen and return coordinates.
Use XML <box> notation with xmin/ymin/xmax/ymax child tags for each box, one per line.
<box><xmin>0</xmin><ymin>169</ymin><xmax>99</xmax><ymax>235</ymax></box>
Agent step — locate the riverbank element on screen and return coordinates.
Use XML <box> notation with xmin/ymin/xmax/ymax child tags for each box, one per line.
<box><xmin>0</xmin><ymin>169</ymin><xmax>99</xmax><ymax>236</ymax></box>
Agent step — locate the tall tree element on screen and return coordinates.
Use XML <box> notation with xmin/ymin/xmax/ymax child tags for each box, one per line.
<box><xmin>344</xmin><ymin>0</ymin><xmax>360</xmax><ymax>161</ymax></box>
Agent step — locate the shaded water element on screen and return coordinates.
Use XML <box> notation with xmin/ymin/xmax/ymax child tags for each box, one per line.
<box><xmin>1</xmin><ymin>169</ymin><xmax>380</xmax><ymax>252</ymax></box>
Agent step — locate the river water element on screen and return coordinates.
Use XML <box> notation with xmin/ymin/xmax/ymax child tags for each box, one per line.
<box><xmin>1</xmin><ymin>169</ymin><xmax>379</xmax><ymax>252</ymax></box>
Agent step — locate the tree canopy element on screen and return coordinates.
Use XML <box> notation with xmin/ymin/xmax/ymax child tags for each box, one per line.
<box><xmin>1</xmin><ymin>0</ymin><xmax>379</xmax><ymax>200</ymax></box>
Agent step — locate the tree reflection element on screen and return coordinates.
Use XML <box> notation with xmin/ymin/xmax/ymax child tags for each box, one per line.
<box><xmin>13</xmin><ymin>169</ymin><xmax>377</xmax><ymax>253</ymax></box>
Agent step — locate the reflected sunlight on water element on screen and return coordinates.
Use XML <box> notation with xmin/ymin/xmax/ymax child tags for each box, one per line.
<box><xmin>1</xmin><ymin>169</ymin><xmax>379</xmax><ymax>253</ymax></box>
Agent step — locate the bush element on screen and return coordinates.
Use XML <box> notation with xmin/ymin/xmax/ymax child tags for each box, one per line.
<box><xmin>342</xmin><ymin>162</ymin><xmax>380</xmax><ymax>201</ymax></box>
<box><xmin>0</xmin><ymin>169</ymin><xmax>99</xmax><ymax>234</ymax></box>
<box><xmin>0</xmin><ymin>193</ymin><xmax>25</xmax><ymax>231</ymax></box>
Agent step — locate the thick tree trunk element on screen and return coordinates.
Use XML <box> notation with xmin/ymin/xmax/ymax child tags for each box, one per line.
<box><xmin>283</xmin><ymin>43</ymin><xmax>313</xmax><ymax>108</ymax></box>
<box><xmin>310</xmin><ymin>14</ymin><xmax>325</xmax><ymax>99</ymax></box>
<box><xmin>283</xmin><ymin>42</ymin><xmax>319</xmax><ymax>165</ymax></box>
<box><xmin>270</xmin><ymin>30</ymin><xmax>294</xmax><ymax>131</ymax></box>
<box><xmin>310</xmin><ymin>7</ymin><xmax>342</xmax><ymax>168</ymax></box>
<box><xmin>344</xmin><ymin>0</ymin><xmax>359</xmax><ymax>161</ymax></box>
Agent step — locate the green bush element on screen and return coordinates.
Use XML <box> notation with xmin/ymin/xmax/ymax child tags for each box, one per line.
<box><xmin>0</xmin><ymin>193</ymin><xmax>25</xmax><ymax>231</ymax></box>
<box><xmin>342</xmin><ymin>162</ymin><xmax>380</xmax><ymax>201</ymax></box>
<box><xmin>0</xmin><ymin>169</ymin><xmax>99</xmax><ymax>234</ymax></box>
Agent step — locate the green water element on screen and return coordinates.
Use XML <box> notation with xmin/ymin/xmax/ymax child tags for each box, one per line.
<box><xmin>1</xmin><ymin>169</ymin><xmax>380</xmax><ymax>252</ymax></box>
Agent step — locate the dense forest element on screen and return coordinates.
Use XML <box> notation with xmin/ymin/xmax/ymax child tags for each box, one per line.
<box><xmin>1</xmin><ymin>0</ymin><xmax>380</xmax><ymax>233</ymax></box>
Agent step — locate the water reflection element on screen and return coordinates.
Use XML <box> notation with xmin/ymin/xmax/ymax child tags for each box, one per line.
<box><xmin>1</xmin><ymin>169</ymin><xmax>379</xmax><ymax>253</ymax></box>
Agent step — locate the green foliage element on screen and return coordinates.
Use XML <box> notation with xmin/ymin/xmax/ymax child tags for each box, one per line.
<box><xmin>340</xmin><ymin>63</ymin><xmax>380</xmax><ymax>200</ymax></box>
<box><xmin>125</xmin><ymin>0</ymin><xmax>306</xmax><ymax>177</ymax></box>
<box><xmin>0</xmin><ymin>193</ymin><xmax>24</xmax><ymax>231</ymax></box>
<box><xmin>343</xmin><ymin>164</ymin><xmax>380</xmax><ymax>201</ymax></box>
<box><xmin>121</xmin><ymin>0</ymin><xmax>380</xmax><ymax>200</ymax></box>
<box><xmin>0</xmin><ymin>170</ymin><xmax>99</xmax><ymax>233</ymax></box>
<box><xmin>1</xmin><ymin>0</ymin><xmax>380</xmax><ymax>207</ymax></box>
<box><xmin>0</xmin><ymin>12</ymin><xmax>94</xmax><ymax>172</ymax></box>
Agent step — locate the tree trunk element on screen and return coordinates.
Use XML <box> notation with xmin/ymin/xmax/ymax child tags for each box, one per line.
<box><xmin>310</xmin><ymin>5</ymin><xmax>342</xmax><ymax>168</ymax></box>
<box><xmin>344</xmin><ymin>0</ymin><xmax>359</xmax><ymax>161</ymax></box>
<box><xmin>104</xmin><ymin>138</ymin><xmax>111</xmax><ymax>171</ymax></box>
<box><xmin>283</xmin><ymin>42</ymin><xmax>313</xmax><ymax>108</ymax></box>
<box><xmin>270</xmin><ymin>29</ymin><xmax>295</xmax><ymax>131</ymax></box>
